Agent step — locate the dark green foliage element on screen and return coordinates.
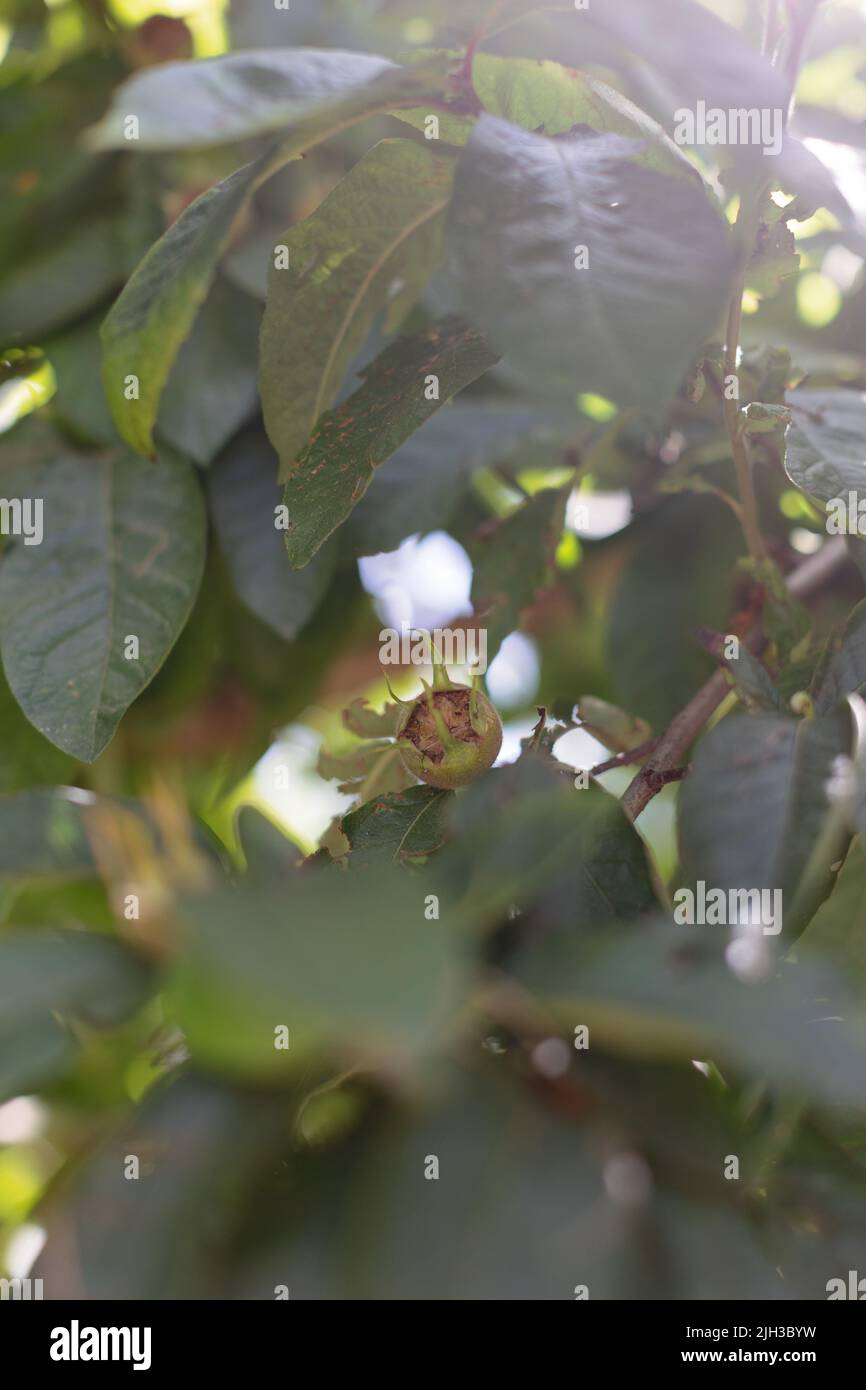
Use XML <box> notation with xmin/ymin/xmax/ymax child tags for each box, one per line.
<box><xmin>2</xmin><ymin>0</ymin><xmax>866</xmax><ymax>1304</ymax></box>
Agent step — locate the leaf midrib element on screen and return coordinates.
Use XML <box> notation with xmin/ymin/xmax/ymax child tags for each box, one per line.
<box><xmin>308</xmin><ymin>196</ymin><xmax>449</xmax><ymax>441</ymax></box>
<box><xmin>395</xmin><ymin>789</ymin><xmax>447</xmax><ymax>861</ymax></box>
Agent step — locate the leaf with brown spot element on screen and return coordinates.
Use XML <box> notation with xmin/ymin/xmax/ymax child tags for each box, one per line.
<box><xmin>282</xmin><ymin>316</ymin><xmax>498</xmax><ymax>567</ymax></box>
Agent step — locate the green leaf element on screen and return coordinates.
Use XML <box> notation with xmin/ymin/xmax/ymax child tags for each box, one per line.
<box><xmin>699</xmin><ymin>630</ymin><xmax>786</xmax><ymax>713</ymax></box>
<box><xmin>469</xmin><ymin>487</ymin><xmax>567</xmax><ymax>662</ymax></box>
<box><xmin>378</xmin><ymin>2</ymin><xmax>791</xmax><ymax>120</ymax></box>
<box><xmin>226</xmin><ymin>1060</ymin><xmax>781</xmax><ymax>1300</ymax></box>
<box><xmin>340</xmin><ymin>785</ymin><xmax>451</xmax><ymax>868</ymax></box>
<box><xmin>208</xmin><ymin>424</ymin><xmax>337</xmax><ymax>642</ymax></box>
<box><xmin>0</xmin><ymin>787</ymin><xmax>96</xmax><ymax>879</ymax></box>
<box><xmin>85</xmin><ymin>49</ymin><xmax>427</xmax><ymax>151</ymax></box>
<box><xmin>799</xmin><ymin>839</ymin><xmax>866</xmax><ymax>993</ymax></box>
<box><xmin>514</xmin><ymin>916</ymin><xmax>866</xmax><ymax>1109</ymax></box>
<box><xmin>0</xmin><ymin>671</ymin><xmax>73</xmax><ymax>792</ymax></box>
<box><xmin>397</xmin><ymin>51</ymin><xmax>693</xmax><ymax>176</ymax></box>
<box><xmin>447</xmin><ymin>754</ymin><xmax>658</xmax><ymax>934</ymax></box>
<box><xmin>0</xmin><ymin>785</ymin><xmax>204</xmax><ymax>884</ymax></box>
<box><xmin>488</xmin><ymin>66</ymin><xmax>687</xmax><ymax>174</ymax></box>
<box><xmin>35</xmin><ymin>1073</ymin><xmax>291</xmax><ymax>1299</ymax></box>
<box><xmin>0</xmin><ymin>216</ymin><xmax>124</xmax><ymax>344</ymax></box>
<box><xmin>810</xmin><ymin>600</ymin><xmax>866</xmax><ymax>715</ymax></box>
<box><xmin>745</xmin><ymin>198</ymin><xmax>800</xmax><ymax>298</ymax></box>
<box><xmin>154</xmin><ymin>278</ymin><xmax>260</xmax><ymax>467</ymax></box>
<box><xmin>99</xmin><ymin>56</ymin><xmax>451</xmax><ymax>459</ymax></box>
<box><xmin>44</xmin><ymin>315</ymin><xmax>118</xmax><ymax>448</ymax></box>
<box><xmin>317</xmin><ymin>740</ymin><xmax>414</xmax><ymax>798</ymax></box>
<box><xmin>340</xmin><ymin>1064</ymin><xmax>602</xmax><ymax>1300</ymax></box>
<box><xmin>260</xmin><ymin>139</ymin><xmax>455</xmax><ymax>476</ymax></box>
<box><xmin>341</xmin><ymin>697</ymin><xmax>401</xmax><ymax>739</ymax></box>
<box><xmin>678</xmin><ymin>708</ymin><xmax>852</xmax><ymax>938</ymax></box>
<box><xmin>446</xmin><ymin>116</ymin><xmax>737</xmax><ymax>417</ymax></box>
<box><xmin>739</xmin><ymin>402</ymin><xmax>792</xmax><ymax>436</ymax></box>
<box><xmin>786</xmin><ymin>390</ymin><xmax>866</xmax><ymax>506</ymax></box>
<box><xmin>235</xmin><ymin>804</ymin><xmax>302</xmax><ymax>880</ymax></box>
<box><xmin>99</xmin><ymin>155</ymin><xmax>269</xmax><ymax>461</ymax></box>
<box><xmin>607</xmin><ymin>496</ymin><xmax>743</xmax><ymax>730</ymax></box>
<box><xmin>50</xmin><ymin>281</ymin><xmax>261</xmax><ymax>467</ymax></box>
<box><xmin>348</xmin><ymin>402</ymin><xmax>555</xmax><ymax>556</ymax></box>
<box><xmin>0</xmin><ymin>928</ymin><xmax>154</xmax><ymax>1103</ymax></box>
<box><xmin>282</xmin><ymin>316</ymin><xmax>499</xmax><ymax>567</ymax></box>
<box><xmin>0</xmin><ymin>439</ymin><xmax>205</xmax><ymax>761</ymax></box>
<box><xmin>167</xmin><ymin>867</ymin><xmax>467</xmax><ymax>1078</ymax></box>
<box><xmin>726</xmin><ymin>648</ymin><xmax>787</xmax><ymax>713</ymax></box>
<box><xmin>564</xmin><ymin>0</ymin><xmax>790</xmax><ymax>117</ymax></box>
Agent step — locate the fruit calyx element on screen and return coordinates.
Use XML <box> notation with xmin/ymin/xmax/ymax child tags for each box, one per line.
<box><xmin>393</xmin><ymin>657</ymin><xmax>502</xmax><ymax>790</ymax></box>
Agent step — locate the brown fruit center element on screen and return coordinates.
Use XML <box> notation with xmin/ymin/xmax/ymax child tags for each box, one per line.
<box><xmin>401</xmin><ymin>689</ymin><xmax>479</xmax><ymax>764</ymax></box>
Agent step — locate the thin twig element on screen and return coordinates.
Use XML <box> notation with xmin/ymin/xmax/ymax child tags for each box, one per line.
<box><xmin>589</xmin><ymin>737</ymin><xmax>660</xmax><ymax>777</ymax></box>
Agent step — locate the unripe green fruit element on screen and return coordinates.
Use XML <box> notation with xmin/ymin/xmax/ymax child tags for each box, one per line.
<box><xmin>396</xmin><ymin>680</ymin><xmax>503</xmax><ymax>790</ymax></box>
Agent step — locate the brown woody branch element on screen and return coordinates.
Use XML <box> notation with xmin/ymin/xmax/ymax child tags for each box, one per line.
<box><xmin>620</xmin><ymin>536</ymin><xmax>851</xmax><ymax>822</ymax></box>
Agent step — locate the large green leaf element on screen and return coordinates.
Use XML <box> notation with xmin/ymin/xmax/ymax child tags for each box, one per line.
<box><xmin>446</xmin><ymin>115</ymin><xmax>736</xmax><ymax>416</ymax></box>
<box><xmin>0</xmin><ymin>671</ymin><xmax>73</xmax><ymax>792</ymax></box>
<box><xmin>153</xmin><ymin>277</ymin><xmax>261</xmax><ymax>467</ymax></box>
<box><xmin>347</xmin><ymin>402</ymin><xmax>554</xmax><ymax>556</ymax></box>
<box><xmin>282</xmin><ymin>316</ymin><xmax>499</xmax><ymax>567</ymax></box>
<box><xmin>167</xmin><ymin>866</ymin><xmax>467</xmax><ymax>1078</ymax></box>
<box><xmin>607</xmin><ymin>495</ymin><xmax>743</xmax><ymax>730</ymax></box>
<box><xmin>0</xmin><ymin>439</ymin><xmax>205</xmax><ymax>761</ymax></box>
<box><xmin>340</xmin><ymin>786</ymin><xmax>452</xmax><ymax>868</ymax></box>
<box><xmin>785</xmin><ymin>390</ymin><xmax>866</xmax><ymax>505</ymax></box>
<box><xmin>208</xmin><ymin>424</ymin><xmax>337</xmax><ymax>641</ymax></box>
<box><xmin>0</xmin><ymin>216</ymin><xmax>124</xmax><ymax>344</ymax></box>
<box><xmin>0</xmin><ymin>928</ymin><xmax>154</xmax><ymax>1103</ymax></box>
<box><xmin>678</xmin><ymin>708</ymin><xmax>853</xmax><ymax>939</ymax></box>
<box><xmin>98</xmin><ymin>56</ymin><xmax>450</xmax><ymax>459</ymax></box>
<box><xmin>35</xmin><ymin>1073</ymin><xmax>291</xmax><ymax>1299</ymax></box>
<box><xmin>446</xmin><ymin>754</ymin><xmax>658</xmax><ymax>934</ymax></box>
<box><xmin>86</xmin><ymin>49</ymin><xmax>411</xmax><ymax>150</ymax></box>
<box><xmin>0</xmin><ymin>50</ymin><xmax>118</xmax><ymax>265</ymax></box>
<box><xmin>469</xmin><ymin>487</ymin><xmax>567</xmax><ymax>662</ymax></box>
<box><xmin>99</xmin><ymin>155</ymin><xmax>269</xmax><ymax>460</ymax></box>
<box><xmin>48</xmin><ymin>282</ymin><xmax>259</xmax><ymax>466</ymax></box>
<box><xmin>514</xmin><ymin>916</ymin><xmax>866</xmax><ymax>1109</ymax></box>
<box><xmin>340</xmin><ymin>1065</ymin><xmax>603</xmax><ymax>1300</ymax></box>
<box><xmin>227</xmin><ymin>1061</ymin><xmax>778</xmax><ymax>1300</ymax></box>
<box><xmin>260</xmin><ymin>139</ymin><xmax>455</xmax><ymax>477</ymax></box>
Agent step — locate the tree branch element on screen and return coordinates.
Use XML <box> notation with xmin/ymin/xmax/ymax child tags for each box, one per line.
<box><xmin>620</xmin><ymin>537</ymin><xmax>851</xmax><ymax>822</ymax></box>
